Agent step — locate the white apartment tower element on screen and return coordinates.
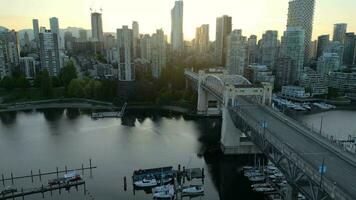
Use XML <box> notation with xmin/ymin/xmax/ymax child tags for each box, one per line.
<box><xmin>117</xmin><ymin>26</ymin><xmax>135</xmax><ymax>81</ymax></box>
<box><xmin>39</xmin><ymin>30</ymin><xmax>60</xmax><ymax>76</ymax></box>
<box><xmin>226</xmin><ymin>30</ymin><xmax>247</xmax><ymax>75</ymax></box>
<box><xmin>91</xmin><ymin>12</ymin><xmax>104</xmax><ymax>42</ymax></box>
<box><xmin>287</xmin><ymin>0</ymin><xmax>315</xmax><ymax>64</ymax></box>
<box><xmin>171</xmin><ymin>0</ymin><xmax>184</xmax><ymax>52</ymax></box>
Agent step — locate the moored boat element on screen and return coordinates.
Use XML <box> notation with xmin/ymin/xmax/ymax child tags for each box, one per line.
<box><xmin>182</xmin><ymin>185</ymin><xmax>204</xmax><ymax>196</ymax></box>
<box><xmin>153</xmin><ymin>184</ymin><xmax>175</xmax><ymax>199</ymax></box>
<box><xmin>134</xmin><ymin>175</ymin><xmax>158</xmax><ymax>188</ymax></box>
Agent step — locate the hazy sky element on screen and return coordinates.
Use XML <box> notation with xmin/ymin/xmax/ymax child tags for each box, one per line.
<box><xmin>1</xmin><ymin>0</ymin><xmax>356</xmax><ymax>40</ymax></box>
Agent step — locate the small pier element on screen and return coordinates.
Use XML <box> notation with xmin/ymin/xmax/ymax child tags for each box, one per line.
<box><xmin>0</xmin><ymin>181</ymin><xmax>85</xmax><ymax>200</ymax></box>
<box><xmin>91</xmin><ymin>102</ymin><xmax>127</xmax><ymax>119</ymax></box>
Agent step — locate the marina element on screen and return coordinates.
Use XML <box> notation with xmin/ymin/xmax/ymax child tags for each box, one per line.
<box><xmin>241</xmin><ymin>163</ymin><xmax>306</xmax><ymax>200</ymax></box>
<box><xmin>129</xmin><ymin>165</ymin><xmax>205</xmax><ymax>199</ymax></box>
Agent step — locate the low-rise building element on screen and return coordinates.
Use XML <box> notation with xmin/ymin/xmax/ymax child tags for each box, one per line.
<box><xmin>19</xmin><ymin>57</ymin><xmax>36</xmax><ymax>80</ymax></box>
<box><xmin>328</xmin><ymin>72</ymin><xmax>356</xmax><ymax>92</ymax></box>
<box><xmin>281</xmin><ymin>86</ymin><xmax>310</xmax><ymax>98</ymax></box>
<box><xmin>300</xmin><ymin>68</ymin><xmax>328</xmax><ymax>96</ymax></box>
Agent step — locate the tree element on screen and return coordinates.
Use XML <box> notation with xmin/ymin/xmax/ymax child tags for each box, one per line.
<box><xmin>67</xmin><ymin>79</ymin><xmax>85</xmax><ymax>98</ymax></box>
<box><xmin>40</xmin><ymin>70</ymin><xmax>53</xmax><ymax>98</ymax></box>
<box><xmin>0</xmin><ymin>76</ymin><xmax>15</xmax><ymax>90</ymax></box>
<box><xmin>60</xmin><ymin>60</ymin><xmax>77</xmax><ymax>89</ymax></box>
<box><xmin>15</xmin><ymin>76</ymin><xmax>30</xmax><ymax>90</ymax></box>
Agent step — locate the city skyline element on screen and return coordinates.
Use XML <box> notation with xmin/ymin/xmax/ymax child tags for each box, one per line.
<box><xmin>1</xmin><ymin>0</ymin><xmax>356</xmax><ymax>40</ymax></box>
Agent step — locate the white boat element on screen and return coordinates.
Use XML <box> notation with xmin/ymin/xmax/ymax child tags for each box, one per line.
<box><xmin>134</xmin><ymin>175</ymin><xmax>157</xmax><ymax>188</ymax></box>
<box><xmin>248</xmin><ymin>176</ymin><xmax>266</xmax><ymax>182</ymax></box>
<box><xmin>182</xmin><ymin>185</ymin><xmax>204</xmax><ymax>196</ymax></box>
<box><xmin>153</xmin><ymin>184</ymin><xmax>175</xmax><ymax>199</ymax></box>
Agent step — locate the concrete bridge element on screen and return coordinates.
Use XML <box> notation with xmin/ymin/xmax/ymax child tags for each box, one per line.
<box><xmin>185</xmin><ymin>68</ymin><xmax>356</xmax><ymax>200</ymax></box>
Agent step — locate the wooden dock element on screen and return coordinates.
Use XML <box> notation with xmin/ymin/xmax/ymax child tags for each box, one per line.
<box><xmin>0</xmin><ymin>181</ymin><xmax>86</xmax><ymax>200</ymax></box>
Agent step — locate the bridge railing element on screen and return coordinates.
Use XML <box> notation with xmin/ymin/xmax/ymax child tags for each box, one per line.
<box><xmin>230</xmin><ymin>106</ymin><xmax>353</xmax><ymax>200</ymax></box>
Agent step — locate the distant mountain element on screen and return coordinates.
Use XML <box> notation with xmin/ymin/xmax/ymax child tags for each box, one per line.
<box><xmin>17</xmin><ymin>27</ymin><xmax>90</xmax><ymax>40</ymax></box>
<box><xmin>0</xmin><ymin>26</ymin><xmax>9</xmax><ymax>33</ymax></box>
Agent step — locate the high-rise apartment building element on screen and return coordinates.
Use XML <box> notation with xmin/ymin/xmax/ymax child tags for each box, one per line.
<box><xmin>91</xmin><ymin>12</ymin><xmax>104</xmax><ymax>42</ymax></box>
<box><xmin>287</xmin><ymin>0</ymin><xmax>315</xmax><ymax>64</ymax></box>
<box><xmin>343</xmin><ymin>32</ymin><xmax>355</xmax><ymax>65</ymax></box>
<box><xmin>140</xmin><ymin>34</ymin><xmax>151</xmax><ymax>62</ymax></box>
<box><xmin>333</xmin><ymin>23</ymin><xmax>347</xmax><ymax>43</ymax></box>
<box><xmin>132</xmin><ymin>21</ymin><xmax>140</xmax><ymax>58</ymax></box>
<box><xmin>259</xmin><ymin>31</ymin><xmax>279</xmax><ymax>69</ymax></box>
<box><xmin>39</xmin><ymin>30</ymin><xmax>60</xmax><ymax>76</ymax></box>
<box><xmin>279</xmin><ymin>27</ymin><xmax>305</xmax><ymax>84</ymax></box>
<box><xmin>194</xmin><ymin>24</ymin><xmax>209</xmax><ymax>53</ymax></box>
<box><xmin>226</xmin><ymin>30</ymin><xmax>246</xmax><ymax>75</ymax></box>
<box><xmin>171</xmin><ymin>0</ymin><xmax>183</xmax><ymax>52</ymax></box>
<box><xmin>117</xmin><ymin>26</ymin><xmax>134</xmax><ymax>81</ymax></box>
<box><xmin>247</xmin><ymin>35</ymin><xmax>258</xmax><ymax>65</ymax></box>
<box><xmin>316</xmin><ymin>35</ymin><xmax>330</xmax><ymax>59</ymax></box>
<box><xmin>32</xmin><ymin>19</ymin><xmax>40</xmax><ymax>45</ymax></box>
<box><xmin>215</xmin><ymin>15</ymin><xmax>232</xmax><ymax>66</ymax></box>
<box><xmin>151</xmin><ymin>29</ymin><xmax>167</xmax><ymax>78</ymax></box>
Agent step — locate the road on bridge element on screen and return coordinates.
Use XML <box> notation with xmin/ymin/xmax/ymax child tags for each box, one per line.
<box><xmin>237</xmin><ymin>98</ymin><xmax>356</xmax><ymax>199</ymax></box>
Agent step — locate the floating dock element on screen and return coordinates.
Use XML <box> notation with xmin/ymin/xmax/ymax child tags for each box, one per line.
<box><xmin>0</xmin><ymin>181</ymin><xmax>85</xmax><ymax>200</ymax></box>
<box><xmin>91</xmin><ymin>102</ymin><xmax>127</xmax><ymax>119</ymax></box>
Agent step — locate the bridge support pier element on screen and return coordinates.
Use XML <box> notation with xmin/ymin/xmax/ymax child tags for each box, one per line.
<box><xmin>286</xmin><ymin>184</ymin><xmax>299</xmax><ymax>200</ymax></box>
<box><xmin>220</xmin><ymin>107</ymin><xmax>260</xmax><ymax>155</ymax></box>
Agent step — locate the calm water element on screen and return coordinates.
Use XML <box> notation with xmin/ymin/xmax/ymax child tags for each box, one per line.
<box><xmin>295</xmin><ymin>110</ymin><xmax>356</xmax><ymax>140</ymax></box>
<box><xmin>0</xmin><ymin>109</ymin><xmax>261</xmax><ymax>200</ymax></box>
<box><xmin>3</xmin><ymin>109</ymin><xmax>353</xmax><ymax>200</ymax></box>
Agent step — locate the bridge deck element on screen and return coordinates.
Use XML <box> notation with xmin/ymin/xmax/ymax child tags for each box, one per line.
<box><xmin>237</xmin><ymin>98</ymin><xmax>356</xmax><ymax>199</ymax></box>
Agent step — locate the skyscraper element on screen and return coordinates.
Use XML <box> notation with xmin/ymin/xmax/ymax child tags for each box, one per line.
<box><xmin>91</xmin><ymin>12</ymin><xmax>104</xmax><ymax>42</ymax></box>
<box><xmin>49</xmin><ymin>17</ymin><xmax>59</xmax><ymax>34</ymax></box>
<box><xmin>117</xmin><ymin>26</ymin><xmax>134</xmax><ymax>81</ymax></box>
<box><xmin>247</xmin><ymin>35</ymin><xmax>258</xmax><ymax>65</ymax></box>
<box><xmin>343</xmin><ymin>32</ymin><xmax>355</xmax><ymax>65</ymax></box>
<box><xmin>132</xmin><ymin>21</ymin><xmax>140</xmax><ymax>58</ymax></box>
<box><xmin>151</xmin><ymin>29</ymin><xmax>167</xmax><ymax>78</ymax></box>
<box><xmin>50</xmin><ymin>17</ymin><xmax>62</xmax><ymax>50</ymax></box>
<box><xmin>171</xmin><ymin>0</ymin><xmax>183</xmax><ymax>52</ymax></box>
<box><xmin>226</xmin><ymin>30</ymin><xmax>246</xmax><ymax>75</ymax></box>
<box><xmin>215</xmin><ymin>15</ymin><xmax>232</xmax><ymax>66</ymax></box>
<box><xmin>259</xmin><ymin>31</ymin><xmax>279</xmax><ymax>69</ymax></box>
<box><xmin>333</xmin><ymin>23</ymin><xmax>347</xmax><ymax>43</ymax></box>
<box><xmin>279</xmin><ymin>27</ymin><xmax>305</xmax><ymax>85</ymax></box>
<box><xmin>194</xmin><ymin>24</ymin><xmax>209</xmax><ymax>53</ymax></box>
<box><xmin>39</xmin><ymin>30</ymin><xmax>60</xmax><ymax>76</ymax></box>
<box><xmin>287</xmin><ymin>0</ymin><xmax>315</xmax><ymax>64</ymax></box>
<box><xmin>316</xmin><ymin>35</ymin><xmax>330</xmax><ymax>59</ymax></box>
<box><xmin>32</xmin><ymin>19</ymin><xmax>40</xmax><ymax>46</ymax></box>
